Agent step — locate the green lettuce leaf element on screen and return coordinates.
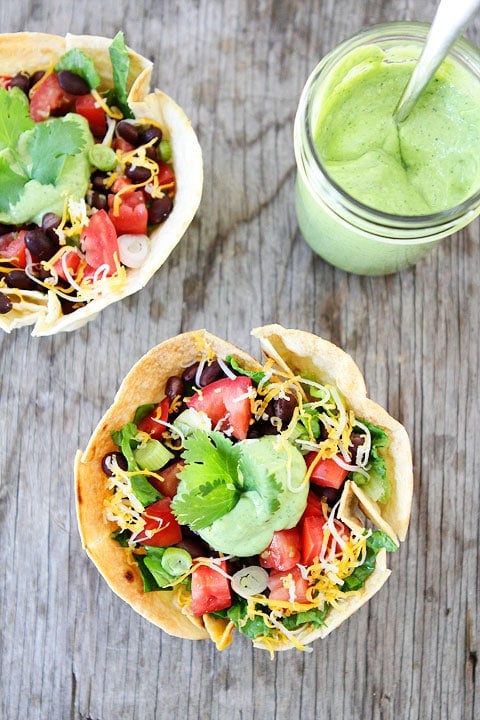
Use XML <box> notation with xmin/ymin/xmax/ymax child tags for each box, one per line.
<box><xmin>225</xmin><ymin>355</ymin><xmax>266</xmax><ymax>385</ymax></box>
<box><xmin>108</xmin><ymin>31</ymin><xmax>134</xmax><ymax>119</ymax></box>
<box><xmin>342</xmin><ymin>530</ymin><xmax>397</xmax><ymax>592</ymax></box>
<box><xmin>351</xmin><ymin>421</ymin><xmax>391</xmax><ymax>503</ymax></box>
<box><xmin>55</xmin><ymin>48</ymin><xmax>101</xmax><ymax>88</ymax></box>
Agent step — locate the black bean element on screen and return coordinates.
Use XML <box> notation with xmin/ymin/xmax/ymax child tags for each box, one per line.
<box><xmin>199</xmin><ymin>360</ymin><xmax>224</xmax><ymax>386</ymax></box>
<box><xmin>182</xmin><ymin>362</ymin><xmax>199</xmax><ymax>383</ymax></box>
<box><xmin>5</xmin><ymin>270</ymin><xmax>36</xmax><ymax>290</ymax></box>
<box><xmin>29</xmin><ymin>70</ymin><xmax>45</xmax><ymax>89</ymax></box>
<box><xmin>349</xmin><ymin>432</ymin><xmax>366</xmax><ymax>464</ymax></box>
<box><xmin>90</xmin><ymin>191</ymin><xmax>108</xmax><ymax>211</ymax></box>
<box><xmin>272</xmin><ymin>394</ymin><xmax>297</xmax><ymax>425</ymax></box>
<box><xmin>174</xmin><ymin>537</ymin><xmax>210</xmax><ymax>559</ymax></box>
<box><xmin>145</xmin><ymin>146</ymin><xmax>159</xmax><ymax>162</ymax></box>
<box><xmin>148</xmin><ymin>195</ymin><xmax>173</xmax><ymax>224</ymax></box>
<box><xmin>0</xmin><ymin>223</ymin><xmax>14</xmax><ymax>235</ymax></box>
<box><xmin>116</xmin><ymin>120</ymin><xmax>139</xmax><ymax>145</ymax></box>
<box><xmin>319</xmin><ymin>486</ymin><xmax>342</xmax><ymax>505</ymax></box>
<box><xmin>24</xmin><ymin>227</ymin><xmax>58</xmax><ymax>261</ymax></box>
<box><xmin>0</xmin><ymin>292</ymin><xmax>13</xmax><ymax>314</ymax></box>
<box><xmin>102</xmin><ymin>452</ymin><xmax>128</xmax><ymax>476</ymax></box>
<box><xmin>90</xmin><ymin>171</ymin><xmax>109</xmax><ymax>192</ymax></box>
<box><xmin>57</xmin><ymin>70</ymin><xmax>90</xmax><ymax>96</ymax></box>
<box><xmin>125</xmin><ymin>164</ymin><xmax>152</xmax><ymax>183</ymax></box>
<box><xmin>138</xmin><ymin>125</ymin><xmax>162</xmax><ymax>146</ymax></box>
<box><xmin>165</xmin><ymin>376</ymin><xmax>185</xmax><ymax>402</ymax></box>
<box><xmin>41</xmin><ymin>212</ymin><xmax>61</xmax><ymax>241</ymax></box>
<box><xmin>9</xmin><ymin>72</ymin><xmax>30</xmax><ymax>94</ymax></box>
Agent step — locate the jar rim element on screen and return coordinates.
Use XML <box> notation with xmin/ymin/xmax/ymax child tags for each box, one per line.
<box><xmin>294</xmin><ymin>21</ymin><xmax>480</xmax><ymax>233</ymax></box>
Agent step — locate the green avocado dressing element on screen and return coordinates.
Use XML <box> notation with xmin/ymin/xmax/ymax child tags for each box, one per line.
<box><xmin>191</xmin><ymin>436</ymin><xmax>308</xmax><ymax>557</ymax></box>
<box><xmin>315</xmin><ymin>46</ymin><xmax>480</xmax><ymax>215</ymax></box>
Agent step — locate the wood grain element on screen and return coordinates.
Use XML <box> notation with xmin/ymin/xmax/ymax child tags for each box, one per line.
<box><xmin>0</xmin><ymin>1</ymin><xmax>479</xmax><ymax>718</ymax></box>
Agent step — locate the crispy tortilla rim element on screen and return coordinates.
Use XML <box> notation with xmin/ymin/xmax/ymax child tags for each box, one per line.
<box><xmin>0</xmin><ymin>33</ymin><xmax>202</xmax><ymax>336</ymax></box>
<box><xmin>75</xmin><ymin>327</ymin><xmax>412</xmax><ymax>650</ymax></box>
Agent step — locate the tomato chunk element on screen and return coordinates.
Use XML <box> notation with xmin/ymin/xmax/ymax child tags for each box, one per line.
<box><xmin>267</xmin><ymin>567</ymin><xmax>309</xmax><ymax>603</ymax></box>
<box><xmin>302</xmin><ymin>490</ymin><xmax>325</xmax><ymax>519</ymax></box>
<box><xmin>186</xmin><ymin>375</ymin><xmax>252</xmax><ymax>440</ymax></box>
<box><xmin>52</xmin><ymin>249</ymin><xmax>82</xmax><ymax>281</ymax></box>
<box><xmin>157</xmin><ymin>161</ymin><xmax>175</xmax><ymax>188</ymax></box>
<box><xmin>108</xmin><ymin>190</ymin><xmax>148</xmax><ymax>235</ymax></box>
<box><xmin>259</xmin><ymin>528</ymin><xmax>301</xmax><ymax>571</ymax></box>
<box><xmin>306</xmin><ymin>452</ymin><xmax>349</xmax><ymax>489</ymax></box>
<box><xmin>75</xmin><ymin>93</ymin><xmax>107</xmax><ymax>137</ymax></box>
<box><xmin>80</xmin><ymin>210</ymin><xmax>119</xmax><ymax>274</ymax></box>
<box><xmin>301</xmin><ymin>515</ymin><xmax>325</xmax><ymax>566</ymax></box>
<box><xmin>29</xmin><ymin>73</ymin><xmax>75</xmax><ymax>121</ymax></box>
<box><xmin>0</xmin><ymin>230</ymin><xmax>28</xmax><ymax>268</ymax></box>
<box><xmin>137</xmin><ymin>397</ymin><xmax>170</xmax><ymax>440</ymax></box>
<box><xmin>147</xmin><ymin>460</ymin><xmax>184</xmax><ymax>499</ymax></box>
<box><xmin>191</xmin><ymin>560</ymin><xmax>231</xmax><ymax>616</ymax></box>
<box><xmin>134</xmin><ymin>497</ymin><xmax>182</xmax><ymax>547</ymax></box>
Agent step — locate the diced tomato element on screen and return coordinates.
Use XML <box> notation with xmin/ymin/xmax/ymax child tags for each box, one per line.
<box><xmin>0</xmin><ymin>76</ymin><xmax>12</xmax><ymax>88</ymax></box>
<box><xmin>306</xmin><ymin>452</ymin><xmax>349</xmax><ymax>489</ymax></box>
<box><xmin>267</xmin><ymin>567</ymin><xmax>309</xmax><ymax>604</ymax></box>
<box><xmin>108</xmin><ymin>190</ymin><xmax>148</xmax><ymax>235</ymax></box>
<box><xmin>259</xmin><ymin>528</ymin><xmax>301</xmax><ymax>571</ymax></box>
<box><xmin>148</xmin><ymin>460</ymin><xmax>185</xmax><ymax>499</ymax></box>
<box><xmin>186</xmin><ymin>375</ymin><xmax>253</xmax><ymax>440</ymax></box>
<box><xmin>191</xmin><ymin>559</ymin><xmax>231</xmax><ymax>616</ymax></box>
<box><xmin>137</xmin><ymin>397</ymin><xmax>170</xmax><ymax>440</ymax></box>
<box><xmin>29</xmin><ymin>72</ymin><xmax>75</xmax><ymax>121</ymax></box>
<box><xmin>134</xmin><ymin>497</ymin><xmax>182</xmax><ymax>547</ymax></box>
<box><xmin>75</xmin><ymin>94</ymin><xmax>107</xmax><ymax>137</ymax></box>
<box><xmin>301</xmin><ymin>515</ymin><xmax>325</xmax><ymax>566</ymax></box>
<box><xmin>157</xmin><ymin>161</ymin><xmax>175</xmax><ymax>188</ymax></box>
<box><xmin>112</xmin><ymin>137</ymin><xmax>135</xmax><ymax>153</ymax></box>
<box><xmin>80</xmin><ymin>210</ymin><xmax>119</xmax><ymax>274</ymax></box>
<box><xmin>0</xmin><ymin>230</ymin><xmax>28</xmax><ymax>268</ymax></box>
<box><xmin>52</xmin><ymin>249</ymin><xmax>82</xmax><ymax>281</ymax></box>
<box><xmin>302</xmin><ymin>490</ymin><xmax>325</xmax><ymax>519</ymax></box>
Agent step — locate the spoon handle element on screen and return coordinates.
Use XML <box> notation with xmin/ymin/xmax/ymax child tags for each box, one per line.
<box><xmin>395</xmin><ymin>0</ymin><xmax>480</xmax><ymax>122</ymax></box>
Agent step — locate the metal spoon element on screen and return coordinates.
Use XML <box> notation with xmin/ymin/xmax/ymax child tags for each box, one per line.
<box><xmin>394</xmin><ymin>0</ymin><xmax>480</xmax><ymax>123</ymax></box>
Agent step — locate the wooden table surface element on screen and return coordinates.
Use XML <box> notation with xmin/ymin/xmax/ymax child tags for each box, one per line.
<box><xmin>1</xmin><ymin>1</ymin><xmax>478</xmax><ymax>718</ymax></box>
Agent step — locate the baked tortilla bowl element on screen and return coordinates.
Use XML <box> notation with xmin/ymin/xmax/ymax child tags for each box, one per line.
<box><xmin>75</xmin><ymin>327</ymin><xmax>413</xmax><ymax>651</ymax></box>
<box><xmin>0</xmin><ymin>32</ymin><xmax>203</xmax><ymax>336</ymax></box>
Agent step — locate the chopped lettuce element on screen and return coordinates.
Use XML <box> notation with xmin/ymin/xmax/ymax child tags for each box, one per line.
<box><xmin>225</xmin><ymin>355</ymin><xmax>266</xmax><ymax>384</ymax></box>
<box><xmin>342</xmin><ymin>530</ymin><xmax>397</xmax><ymax>592</ymax></box>
<box><xmin>107</xmin><ymin>31</ymin><xmax>134</xmax><ymax>119</ymax></box>
<box><xmin>351</xmin><ymin>421</ymin><xmax>391</xmax><ymax>503</ymax></box>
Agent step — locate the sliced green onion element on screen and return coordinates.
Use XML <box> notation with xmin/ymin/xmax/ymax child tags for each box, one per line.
<box><xmin>133</xmin><ymin>439</ymin><xmax>174</xmax><ymax>471</ymax></box>
<box><xmin>88</xmin><ymin>144</ymin><xmax>117</xmax><ymax>171</ymax></box>
<box><xmin>160</xmin><ymin>547</ymin><xmax>192</xmax><ymax>577</ymax></box>
<box><xmin>231</xmin><ymin>566</ymin><xmax>269</xmax><ymax>598</ymax></box>
<box><xmin>159</xmin><ymin>138</ymin><xmax>172</xmax><ymax>162</ymax></box>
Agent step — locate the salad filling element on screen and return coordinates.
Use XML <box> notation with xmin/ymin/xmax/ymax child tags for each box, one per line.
<box><xmin>93</xmin><ymin>332</ymin><xmax>401</xmax><ymax>653</ymax></box>
<box><xmin>0</xmin><ymin>32</ymin><xmax>202</xmax><ymax>335</ymax></box>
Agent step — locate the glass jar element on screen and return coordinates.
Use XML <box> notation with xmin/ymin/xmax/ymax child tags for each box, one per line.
<box><xmin>294</xmin><ymin>22</ymin><xmax>480</xmax><ymax>275</ymax></box>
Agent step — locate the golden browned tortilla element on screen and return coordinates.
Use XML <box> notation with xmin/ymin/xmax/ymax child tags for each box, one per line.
<box><xmin>0</xmin><ymin>32</ymin><xmax>203</xmax><ymax>336</ymax></box>
<box><xmin>75</xmin><ymin>326</ymin><xmax>413</xmax><ymax>651</ymax></box>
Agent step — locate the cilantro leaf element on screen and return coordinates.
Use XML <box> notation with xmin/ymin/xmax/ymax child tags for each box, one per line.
<box><xmin>0</xmin><ymin>88</ymin><xmax>33</xmax><ymax>151</ymax></box>
<box><xmin>108</xmin><ymin>31</ymin><xmax>134</xmax><ymax>119</ymax></box>
<box><xmin>171</xmin><ymin>431</ymin><xmax>241</xmax><ymax>530</ymax></box>
<box><xmin>28</xmin><ymin>118</ymin><xmax>85</xmax><ymax>185</ymax></box>
<box><xmin>0</xmin><ymin>156</ymin><xmax>28</xmax><ymax>211</ymax></box>
<box><xmin>55</xmin><ymin>48</ymin><xmax>100</xmax><ymax>89</ymax></box>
